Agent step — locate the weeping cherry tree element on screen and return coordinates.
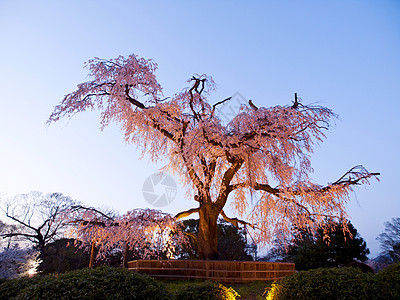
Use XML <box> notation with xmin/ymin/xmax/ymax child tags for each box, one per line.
<box><xmin>48</xmin><ymin>54</ymin><xmax>379</xmax><ymax>260</ymax></box>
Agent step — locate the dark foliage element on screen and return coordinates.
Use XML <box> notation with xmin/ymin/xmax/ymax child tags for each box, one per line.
<box><xmin>0</xmin><ymin>276</ymin><xmax>41</xmax><ymax>300</ymax></box>
<box><xmin>267</xmin><ymin>267</ymin><xmax>376</xmax><ymax>300</ymax></box>
<box><xmin>38</xmin><ymin>238</ymin><xmax>90</xmax><ymax>274</ymax></box>
<box><xmin>268</xmin><ymin>220</ymin><xmax>369</xmax><ymax>270</ymax></box>
<box><xmin>267</xmin><ymin>263</ymin><xmax>400</xmax><ymax>300</ymax></box>
<box><xmin>39</xmin><ymin>238</ymin><xmax>131</xmax><ymax>273</ymax></box>
<box><xmin>375</xmin><ymin>262</ymin><xmax>400</xmax><ymax>299</ymax></box>
<box><xmin>0</xmin><ymin>267</ymin><xmax>170</xmax><ymax>300</ymax></box>
<box><xmin>345</xmin><ymin>261</ymin><xmax>374</xmax><ymax>274</ymax></box>
<box><xmin>180</xmin><ymin>219</ymin><xmax>253</xmax><ymax>261</ymax></box>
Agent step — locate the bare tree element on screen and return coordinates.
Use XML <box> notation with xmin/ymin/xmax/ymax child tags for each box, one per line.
<box><xmin>0</xmin><ymin>192</ymin><xmax>76</xmax><ymax>251</ymax></box>
<box><xmin>48</xmin><ymin>54</ymin><xmax>379</xmax><ymax>259</ymax></box>
<box><xmin>0</xmin><ymin>220</ymin><xmax>21</xmax><ymax>248</ymax></box>
<box><xmin>377</xmin><ymin>217</ymin><xmax>400</xmax><ymax>263</ymax></box>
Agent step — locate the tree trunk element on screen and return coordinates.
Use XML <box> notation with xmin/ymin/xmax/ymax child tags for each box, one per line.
<box><xmin>37</xmin><ymin>233</ymin><xmax>45</xmax><ymax>252</ymax></box>
<box><xmin>198</xmin><ymin>203</ymin><xmax>220</xmax><ymax>260</ymax></box>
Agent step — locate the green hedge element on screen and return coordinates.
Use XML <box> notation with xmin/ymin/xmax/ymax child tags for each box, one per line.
<box><xmin>266</xmin><ymin>263</ymin><xmax>400</xmax><ymax>300</ymax></box>
<box><xmin>0</xmin><ymin>267</ymin><xmax>241</xmax><ymax>300</ymax></box>
<box><xmin>0</xmin><ymin>267</ymin><xmax>170</xmax><ymax>300</ymax></box>
<box><xmin>375</xmin><ymin>262</ymin><xmax>400</xmax><ymax>299</ymax></box>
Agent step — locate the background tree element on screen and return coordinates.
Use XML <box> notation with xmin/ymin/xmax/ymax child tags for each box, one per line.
<box><xmin>377</xmin><ymin>217</ymin><xmax>400</xmax><ymax>263</ymax></box>
<box><xmin>266</xmin><ymin>220</ymin><xmax>369</xmax><ymax>270</ymax></box>
<box><xmin>180</xmin><ymin>219</ymin><xmax>253</xmax><ymax>260</ymax></box>
<box><xmin>0</xmin><ymin>191</ymin><xmax>76</xmax><ymax>251</ymax></box>
<box><xmin>48</xmin><ymin>53</ymin><xmax>379</xmax><ymax>259</ymax></box>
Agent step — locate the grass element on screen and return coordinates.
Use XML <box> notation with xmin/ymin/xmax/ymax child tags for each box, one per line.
<box><xmin>228</xmin><ymin>281</ymin><xmax>272</xmax><ymax>300</ymax></box>
<box><xmin>163</xmin><ymin>279</ymin><xmax>272</xmax><ymax>299</ymax></box>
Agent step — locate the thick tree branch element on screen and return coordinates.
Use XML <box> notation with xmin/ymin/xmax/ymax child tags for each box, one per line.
<box><xmin>175</xmin><ymin>208</ymin><xmax>200</xmax><ymax>219</ymax></box>
<box><xmin>216</xmin><ymin>159</ymin><xmax>244</xmax><ymax>209</ymax></box>
<box><xmin>254</xmin><ymin>183</ymin><xmax>280</xmax><ymax>195</ymax></box>
<box><xmin>182</xmin><ymin>158</ymin><xmax>204</xmax><ymax>194</ymax></box>
<box><xmin>228</xmin><ymin>182</ymin><xmax>248</xmax><ymax>192</ymax></box>
<box><xmin>1</xmin><ymin>232</ymin><xmax>38</xmax><ymax>240</ymax></box>
<box><xmin>219</xmin><ymin>210</ymin><xmax>255</xmax><ymax>229</ymax></box>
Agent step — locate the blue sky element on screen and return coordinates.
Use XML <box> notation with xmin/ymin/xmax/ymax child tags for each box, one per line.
<box><xmin>0</xmin><ymin>0</ymin><xmax>399</xmax><ymax>257</ymax></box>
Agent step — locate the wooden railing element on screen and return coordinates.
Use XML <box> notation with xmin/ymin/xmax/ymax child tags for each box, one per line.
<box><xmin>127</xmin><ymin>260</ymin><xmax>296</xmax><ymax>283</ymax></box>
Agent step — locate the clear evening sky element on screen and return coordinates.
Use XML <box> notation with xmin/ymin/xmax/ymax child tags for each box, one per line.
<box><xmin>0</xmin><ymin>1</ymin><xmax>399</xmax><ymax>257</ymax></box>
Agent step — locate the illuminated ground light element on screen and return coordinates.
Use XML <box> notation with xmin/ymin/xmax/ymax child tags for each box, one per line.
<box><xmin>266</xmin><ymin>283</ymin><xmax>280</xmax><ymax>300</ymax></box>
<box><xmin>26</xmin><ymin>258</ymin><xmax>40</xmax><ymax>277</ymax></box>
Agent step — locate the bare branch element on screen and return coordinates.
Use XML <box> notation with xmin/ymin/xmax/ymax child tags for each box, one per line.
<box><xmin>211</xmin><ymin>97</ymin><xmax>232</xmax><ymax>117</ymax></box>
<box><xmin>70</xmin><ymin>205</ymin><xmax>115</xmax><ymax>221</ymax></box>
<box><xmin>248</xmin><ymin>100</ymin><xmax>258</xmax><ymax>110</ymax></box>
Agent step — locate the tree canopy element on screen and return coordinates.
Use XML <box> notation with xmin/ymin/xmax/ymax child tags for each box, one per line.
<box><xmin>48</xmin><ymin>53</ymin><xmax>379</xmax><ymax>259</ymax></box>
<box><xmin>266</xmin><ymin>220</ymin><xmax>370</xmax><ymax>270</ymax></box>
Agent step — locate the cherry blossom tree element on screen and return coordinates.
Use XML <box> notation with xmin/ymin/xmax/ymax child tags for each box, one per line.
<box><xmin>64</xmin><ymin>206</ymin><xmax>188</xmax><ymax>267</ymax></box>
<box><xmin>48</xmin><ymin>53</ymin><xmax>379</xmax><ymax>260</ymax></box>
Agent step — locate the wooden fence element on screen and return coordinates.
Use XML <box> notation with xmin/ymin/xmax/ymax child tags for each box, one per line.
<box><xmin>127</xmin><ymin>260</ymin><xmax>296</xmax><ymax>283</ymax></box>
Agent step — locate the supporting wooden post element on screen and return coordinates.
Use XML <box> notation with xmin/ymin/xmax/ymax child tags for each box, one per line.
<box><xmin>122</xmin><ymin>241</ymin><xmax>128</xmax><ymax>268</ymax></box>
<box><xmin>89</xmin><ymin>240</ymin><xmax>96</xmax><ymax>268</ymax></box>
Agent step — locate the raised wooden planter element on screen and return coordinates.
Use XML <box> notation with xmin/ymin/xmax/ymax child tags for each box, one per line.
<box><xmin>127</xmin><ymin>260</ymin><xmax>296</xmax><ymax>283</ymax></box>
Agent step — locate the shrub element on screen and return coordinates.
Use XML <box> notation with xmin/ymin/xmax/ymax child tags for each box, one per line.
<box><xmin>0</xmin><ymin>267</ymin><xmax>170</xmax><ymax>300</ymax></box>
<box><xmin>266</xmin><ymin>267</ymin><xmax>377</xmax><ymax>300</ymax></box>
<box><xmin>0</xmin><ymin>276</ymin><xmax>41</xmax><ymax>300</ymax></box>
<box><xmin>173</xmin><ymin>281</ymin><xmax>239</xmax><ymax>300</ymax></box>
<box><xmin>375</xmin><ymin>262</ymin><xmax>400</xmax><ymax>299</ymax></box>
